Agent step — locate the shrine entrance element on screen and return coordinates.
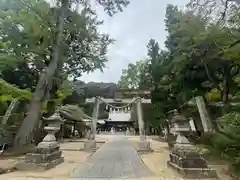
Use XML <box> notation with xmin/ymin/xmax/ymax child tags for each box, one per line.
<box><xmin>97</xmin><ymin>97</ymin><xmax>133</xmax><ymax>133</ymax></box>
<box><xmin>84</xmin><ymin>89</ymin><xmax>153</xmax><ymax>152</ymax></box>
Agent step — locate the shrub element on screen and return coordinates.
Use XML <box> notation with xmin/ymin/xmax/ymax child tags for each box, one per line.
<box><xmin>218</xmin><ymin>112</ymin><xmax>240</xmax><ymax>139</ymax></box>
<box><xmin>211</xmin><ymin>133</ymin><xmax>240</xmax><ymax>160</ymax></box>
<box><xmin>196</xmin><ymin>133</ymin><xmax>215</xmax><ymax>146</ymax></box>
<box><xmin>198</xmin><ymin>112</ymin><xmax>240</xmax><ymax>177</ymax></box>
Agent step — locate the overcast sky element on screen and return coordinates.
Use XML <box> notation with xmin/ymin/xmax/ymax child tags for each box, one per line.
<box><xmin>80</xmin><ymin>0</ymin><xmax>189</xmax><ymax>83</ymax></box>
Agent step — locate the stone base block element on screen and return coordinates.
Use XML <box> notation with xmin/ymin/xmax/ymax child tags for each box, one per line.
<box><xmin>137</xmin><ymin>140</ymin><xmax>153</xmax><ymax>152</ymax></box>
<box><xmin>25</xmin><ymin>151</ymin><xmax>62</xmax><ymax>163</ymax></box>
<box><xmin>167</xmin><ymin>161</ymin><xmax>217</xmax><ymax>179</ymax></box>
<box><xmin>84</xmin><ymin>140</ymin><xmax>97</xmax><ymax>152</ymax></box>
<box><xmin>169</xmin><ymin>153</ymin><xmax>207</xmax><ymax>168</ymax></box>
<box><xmin>16</xmin><ymin>157</ymin><xmax>64</xmax><ymax>171</ymax></box>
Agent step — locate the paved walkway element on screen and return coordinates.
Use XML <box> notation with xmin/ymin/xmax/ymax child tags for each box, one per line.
<box><xmin>70</xmin><ymin>136</ymin><xmax>153</xmax><ymax>179</ymax></box>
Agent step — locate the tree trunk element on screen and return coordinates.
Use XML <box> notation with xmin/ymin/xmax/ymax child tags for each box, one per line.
<box><xmin>14</xmin><ymin>99</ymin><xmax>42</xmax><ymax>146</ymax></box>
<box><xmin>2</xmin><ymin>99</ymin><xmax>19</xmax><ymax>125</ymax></box>
<box><xmin>221</xmin><ymin>73</ymin><xmax>230</xmax><ymax>114</ymax></box>
<box><xmin>14</xmin><ymin>0</ymin><xmax>69</xmax><ymax>147</ymax></box>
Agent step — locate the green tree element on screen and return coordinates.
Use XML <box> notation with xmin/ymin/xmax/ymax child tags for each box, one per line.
<box><xmin>5</xmin><ymin>0</ymin><xmax>130</xmax><ymax>146</ymax></box>
<box><xmin>0</xmin><ymin>0</ymin><xmax>113</xmax><ymax>90</ymax></box>
<box><xmin>119</xmin><ymin>3</ymin><xmax>240</xmax><ymax>126</ymax></box>
<box><xmin>162</xmin><ymin>4</ymin><xmax>240</xmax><ymax>108</ymax></box>
<box><xmin>118</xmin><ymin>60</ymin><xmax>149</xmax><ymax>89</ymax></box>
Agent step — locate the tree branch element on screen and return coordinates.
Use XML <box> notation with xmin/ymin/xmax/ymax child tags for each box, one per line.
<box><xmin>219</xmin><ymin>0</ymin><xmax>230</xmax><ymax>22</ymax></box>
<box><xmin>230</xmin><ymin>64</ymin><xmax>240</xmax><ymax>77</ymax></box>
<box><xmin>229</xmin><ymin>39</ymin><xmax>240</xmax><ymax>48</ymax></box>
<box><xmin>197</xmin><ymin>45</ymin><xmax>222</xmax><ymax>90</ymax></box>
<box><xmin>203</xmin><ymin>62</ymin><xmax>221</xmax><ymax>91</ymax></box>
<box><xmin>19</xmin><ymin>0</ymin><xmax>54</xmax><ymax>30</ymax></box>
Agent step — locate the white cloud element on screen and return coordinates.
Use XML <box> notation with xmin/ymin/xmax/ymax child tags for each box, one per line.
<box><xmin>80</xmin><ymin>0</ymin><xmax>189</xmax><ymax>83</ymax></box>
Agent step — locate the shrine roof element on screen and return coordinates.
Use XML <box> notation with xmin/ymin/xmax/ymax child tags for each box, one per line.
<box><xmin>116</xmin><ymin>88</ymin><xmax>150</xmax><ymax>94</ymax></box>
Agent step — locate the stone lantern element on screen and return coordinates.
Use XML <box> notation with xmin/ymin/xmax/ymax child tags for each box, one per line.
<box><xmin>38</xmin><ymin>111</ymin><xmax>65</xmax><ymax>151</ymax></box>
<box><xmin>171</xmin><ymin>110</ymin><xmax>190</xmax><ymax>135</ymax></box>
<box><xmin>167</xmin><ymin>110</ymin><xmax>217</xmax><ymax>178</ymax></box>
<box><xmin>17</xmin><ymin>111</ymin><xmax>64</xmax><ymax>171</ymax></box>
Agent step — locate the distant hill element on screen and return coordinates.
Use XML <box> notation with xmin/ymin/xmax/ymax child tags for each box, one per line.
<box><xmin>63</xmin><ymin>81</ymin><xmax>119</xmax><ymax>118</ymax></box>
<box><xmin>74</xmin><ymin>81</ymin><xmax>119</xmax><ymax>98</ymax></box>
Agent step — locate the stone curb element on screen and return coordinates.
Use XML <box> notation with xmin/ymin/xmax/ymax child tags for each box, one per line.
<box><xmin>0</xmin><ymin>166</ymin><xmax>17</xmax><ymax>174</ymax></box>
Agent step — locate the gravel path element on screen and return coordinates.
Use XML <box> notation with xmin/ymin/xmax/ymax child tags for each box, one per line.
<box><xmin>70</xmin><ymin>136</ymin><xmax>153</xmax><ymax>179</ymax></box>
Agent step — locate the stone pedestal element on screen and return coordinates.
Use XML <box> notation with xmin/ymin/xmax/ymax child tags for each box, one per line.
<box><xmin>137</xmin><ymin>140</ymin><xmax>152</xmax><ymax>152</ymax></box>
<box><xmin>126</xmin><ymin>131</ymin><xmax>135</xmax><ymax>136</ymax></box>
<box><xmin>167</xmin><ymin>133</ymin><xmax>177</xmax><ymax>148</ymax></box>
<box><xmin>84</xmin><ymin>140</ymin><xmax>97</xmax><ymax>152</ymax></box>
<box><xmin>126</xmin><ymin>129</ymin><xmax>130</xmax><ymax>135</ymax></box>
<box><xmin>167</xmin><ymin>135</ymin><xmax>217</xmax><ymax>179</ymax></box>
<box><xmin>16</xmin><ymin>127</ymin><xmax>64</xmax><ymax>171</ymax></box>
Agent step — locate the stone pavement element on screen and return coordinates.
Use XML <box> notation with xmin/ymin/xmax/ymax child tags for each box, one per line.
<box><xmin>70</xmin><ymin>136</ymin><xmax>154</xmax><ymax>179</ymax></box>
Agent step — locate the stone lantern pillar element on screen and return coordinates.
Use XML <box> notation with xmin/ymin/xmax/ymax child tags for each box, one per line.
<box><xmin>167</xmin><ymin>110</ymin><xmax>217</xmax><ymax>178</ymax></box>
<box><xmin>17</xmin><ymin>111</ymin><xmax>64</xmax><ymax>171</ymax></box>
<box><xmin>136</xmin><ymin>97</ymin><xmax>152</xmax><ymax>152</ymax></box>
<box><xmin>84</xmin><ymin>97</ymin><xmax>100</xmax><ymax>152</ymax></box>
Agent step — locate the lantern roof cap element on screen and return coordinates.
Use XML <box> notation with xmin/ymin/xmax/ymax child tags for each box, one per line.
<box><xmin>172</xmin><ymin>109</ymin><xmax>187</xmax><ymax>122</ymax></box>
<box><xmin>43</xmin><ymin>111</ymin><xmax>64</xmax><ymax>121</ymax></box>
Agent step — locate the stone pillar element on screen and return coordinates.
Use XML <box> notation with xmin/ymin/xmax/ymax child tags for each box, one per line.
<box><xmin>91</xmin><ymin>97</ymin><xmax>100</xmax><ymax>140</ymax></box>
<box><xmin>195</xmin><ymin>96</ymin><xmax>213</xmax><ymax>132</ymax></box>
<box><xmin>136</xmin><ymin>98</ymin><xmax>145</xmax><ymax>140</ymax></box>
<box><xmin>84</xmin><ymin>97</ymin><xmax>100</xmax><ymax>152</ymax></box>
<box><xmin>136</xmin><ymin>98</ymin><xmax>152</xmax><ymax>152</ymax></box>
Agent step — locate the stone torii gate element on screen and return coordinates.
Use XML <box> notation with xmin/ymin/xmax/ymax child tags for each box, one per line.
<box><xmin>84</xmin><ymin>89</ymin><xmax>152</xmax><ymax>152</ymax></box>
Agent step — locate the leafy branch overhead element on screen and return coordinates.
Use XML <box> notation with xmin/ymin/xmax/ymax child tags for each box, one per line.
<box><xmin>0</xmin><ymin>0</ymin><xmax>130</xmax><ymax>147</ymax></box>
<box><xmin>0</xmin><ymin>0</ymin><xmax>117</xmax><ymax>90</ymax></box>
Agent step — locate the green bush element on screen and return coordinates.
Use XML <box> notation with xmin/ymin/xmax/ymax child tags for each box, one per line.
<box><xmin>214</xmin><ymin>111</ymin><xmax>240</xmax><ymax>159</ymax></box>
<box><xmin>211</xmin><ymin>133</ymin><xmax>240</xmax><ymax>160</ymax></box>
<box><xmin>198</xmin><ymin>112</ymin><xmax>240</xmax><ymax>177</ymax></box>
<box><xmin>218</xmin><ymin>112</ymin><xmax>240</xmax><ymax>139</ymax></box>
<box><xmin>196</xmin><ymin>133</ymin><xmax>214</xmax><ymax>146</ymax></box>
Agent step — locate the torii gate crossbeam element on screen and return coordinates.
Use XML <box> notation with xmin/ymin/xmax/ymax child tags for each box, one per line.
<box><xmin>83</xmin><ymin>89</ymin><xmax>152</xmax><ymax>152</ymax></box>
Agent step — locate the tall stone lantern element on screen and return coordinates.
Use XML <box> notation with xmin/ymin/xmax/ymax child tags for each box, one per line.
<box><xmin>171</xmin><ymin>110</ymin><xmax>190</xmax><ymax>137</ymax></box>
<box><xmin>167</xmin><ymin>110</ymin><xmax>217</xmax><ymax>178</ymax></box>
<box><xmin>17</xmin><ymin>111</ymin><xmax>65</xmax><ymax>171</ymax></box>
<box><xmin>38</xmin><ymin>111</ymin><xmax>65</xmax><ymax>151</ymax></box>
